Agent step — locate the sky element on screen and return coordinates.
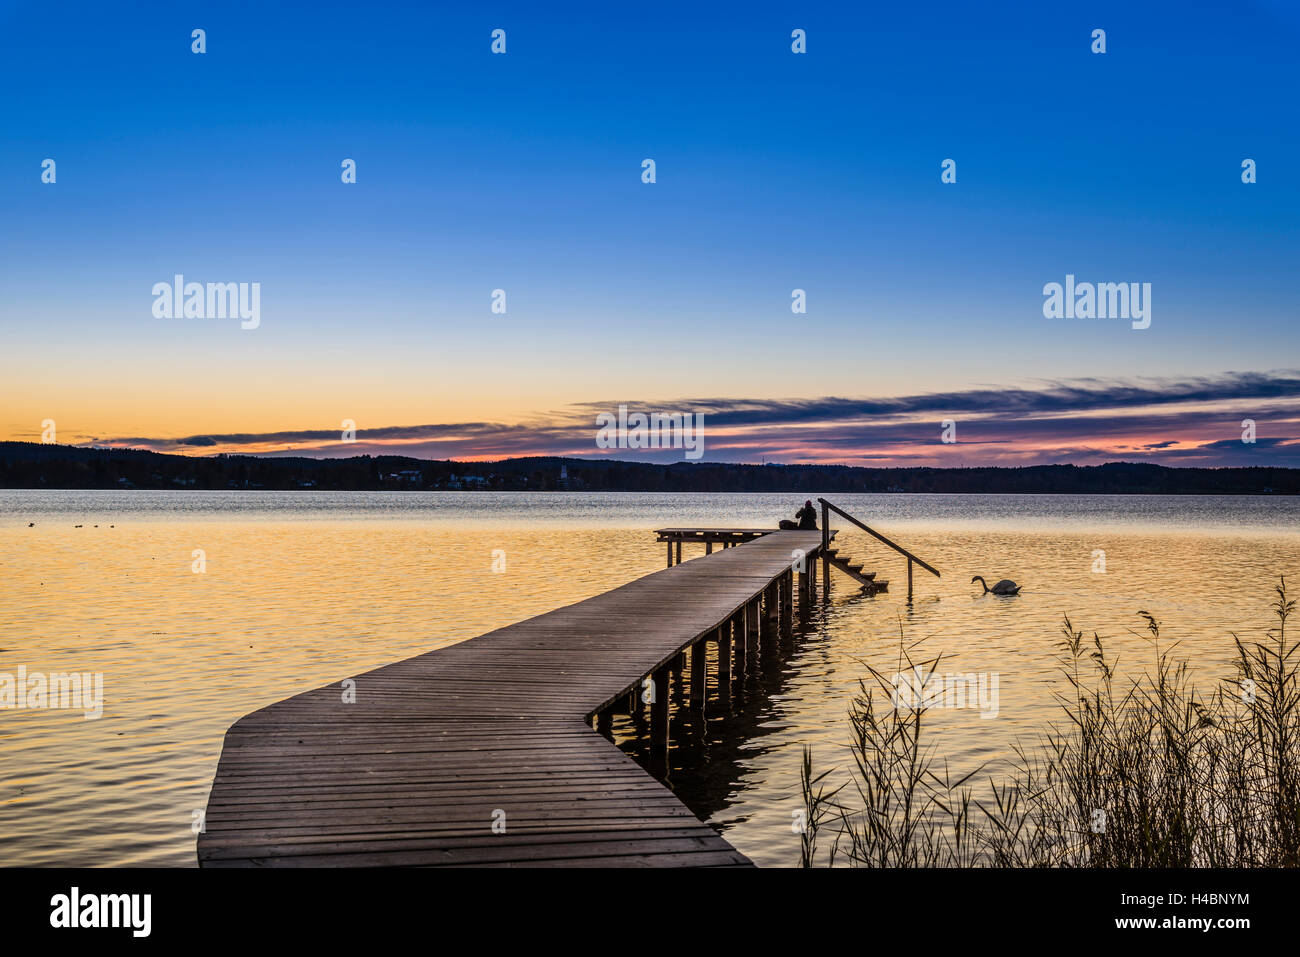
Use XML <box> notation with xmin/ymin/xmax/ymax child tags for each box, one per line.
<box><xmin>1</xmin><ymin>0</ymin><xmax>1297</xmax><ymax>467</ymax></box>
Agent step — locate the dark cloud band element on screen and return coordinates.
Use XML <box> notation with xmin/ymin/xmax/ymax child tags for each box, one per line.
<box><xmin>87</xmin><ymin>370</ymin><xmax>1300</xmax><ymax>467</ymax></box>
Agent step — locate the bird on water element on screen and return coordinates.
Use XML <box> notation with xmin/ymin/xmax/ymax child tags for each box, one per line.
<box><xmin>972</xmin><ymin>575</ymin><xmax>1021</xmax><ymax>596</ymax></box>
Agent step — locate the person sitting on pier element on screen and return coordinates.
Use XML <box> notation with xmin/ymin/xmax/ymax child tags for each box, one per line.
<box><xmin>779</xmin><ymin>500</ymin><xmax>818</xmax><ymax>531</ymax></box>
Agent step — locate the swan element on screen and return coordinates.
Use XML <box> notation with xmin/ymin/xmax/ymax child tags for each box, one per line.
<box><xmin>972</xmin><ymin>575</ymin><xmax>1021</xmax><ymax>596</ymax></box>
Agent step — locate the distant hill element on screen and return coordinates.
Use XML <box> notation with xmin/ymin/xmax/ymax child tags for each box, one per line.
<box><xmin>0</xmin><ymin>442</ymin><xmax>1295</xmax><ymax>494</ymax></box>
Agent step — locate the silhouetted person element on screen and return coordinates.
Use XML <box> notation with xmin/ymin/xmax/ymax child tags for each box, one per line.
<box><xmin>779</xmin><ymin>500</ymin><xmax>818</xmax><ymax>530</ymax></box>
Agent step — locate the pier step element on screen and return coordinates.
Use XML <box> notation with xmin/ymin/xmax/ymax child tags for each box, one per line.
<box><xmin>824</xmin><ymin>550</ymin><xmax>886</xmax><ymax>592</ymax></box>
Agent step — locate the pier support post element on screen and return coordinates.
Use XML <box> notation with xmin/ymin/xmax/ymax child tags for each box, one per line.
<box><xmin>745</xmin><ymin>598</ymin><xmax>758</xmax><ymax>668</ymax></box>
<box><xmin>690</xmin><ymin>639</ymin><xmax>707</xmax><ymax>710</ymax></box>
<box><xmin>705</xmin><ymin>541</ymin><xmax>713</xmax><ymax>556</ymax></box>
<box><xmin>821</xmin><ymin>502</ymin><xmax>831</xmax><ymax>600</ymax></box>
<box><xmin>718</xmin><ymin>619</ymin><xmax>733</xmax><ymax>704</ymax></box>
<box><xmin>666</xmin><ymin>541</ymin><xmax>672</xmax><ymax>568</ymax></box>
<box><xmin>650</xmin><ymin>664</ymin><xmax>671</xmax><ymax>776</ymax></box>
<box><xmin>736</xmin><ymin>604</ymin><xmax>751</xmax><ymax>677</ymax></box>
<box><xmin>908</xmin><ymin>558</ymin><xmax>913</xmax><ymax>602</ymax></box>
<box><xmin>798</xmin><ymin>564</ymin><xmax>809</xmax><ymax>616</ymax></box>
<box><xmin>596</xmin><ymin>709</ymin><xmax>613</xmax><ymax>740</ymax></box>
<box><xmin>760</xmin><ymin>582</ymin><xmax>777</xmax><ymax>653</ymax></box>
<box><xmin>675</xmin><ymin>541</ymin><xmax>682</xmax><ymax>565</ymax></box>
<box><xmin>781</xmin><ymin>571</ymin><xmax>794</xmax><ymax>640</ymax></box>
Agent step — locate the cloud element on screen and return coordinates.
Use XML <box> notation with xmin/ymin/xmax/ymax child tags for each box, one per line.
<box><xmin>86</xmin><ymin>369</ymin><xmax>1300</xmax><ymax>467</ymax></box>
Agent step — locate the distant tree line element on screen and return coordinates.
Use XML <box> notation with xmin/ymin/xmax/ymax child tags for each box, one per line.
<box><xmin>0</xmin><ymin>442</ymin><xmax>1296</xmax><ymax>494</ymax></box>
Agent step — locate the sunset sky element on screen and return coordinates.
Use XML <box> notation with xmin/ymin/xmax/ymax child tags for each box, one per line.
<box><xmin>2</xmin><ymin>1</ymin><xmax>1297</xmax><ymax>466</ymax></box>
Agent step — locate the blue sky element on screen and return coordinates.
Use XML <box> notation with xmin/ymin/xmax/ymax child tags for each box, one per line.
<box><xmin>1</xmin><ymin>0</ymin><xmax>1296</xmax><ymax>465</ymax></box>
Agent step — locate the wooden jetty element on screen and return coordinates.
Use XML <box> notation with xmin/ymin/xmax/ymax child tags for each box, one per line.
<box><xmin>197</xmin><ymin>502</ymin><xmax>937</xmax><ymax>867</ymax></box>
<box><xmin>655</xmin><ymin>527</ymin><xmax>775</xmax><ymax>566</ymax></box>
<box><xmin>198</xmin><ymin>530</ymin><xmax>828</xmax><ymax>867</ymax></box>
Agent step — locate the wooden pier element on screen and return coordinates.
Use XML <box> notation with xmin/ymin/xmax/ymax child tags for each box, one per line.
<box><xmin>198</xmin><ymin>529</ymin><xmax>828</xmax><ymax>867</ymax></box>
<box><xmin>654</xmin><ymin>527</ymin><xmax>777</xmax><ymax>566</ymax></box>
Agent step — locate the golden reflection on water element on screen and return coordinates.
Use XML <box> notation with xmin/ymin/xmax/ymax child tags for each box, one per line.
<box><xmin>1</xmin><ymin>520</ymin><xmax>663</xmax><ymax>865</ymax></box>
<box><xmin>1</xmin><ymin>493</ymin><xmax>1297</xmax><ymax>866</ymax></box>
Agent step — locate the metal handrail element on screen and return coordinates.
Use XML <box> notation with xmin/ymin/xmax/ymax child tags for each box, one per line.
<box><xmin>818</xmin><ymin>498</ymin><xmax>940</xmax><ymax>599</ymax></box>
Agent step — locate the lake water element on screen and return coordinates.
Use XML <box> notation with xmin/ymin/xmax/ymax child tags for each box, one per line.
<box><xmin>2</xmin><ymin>490</ymin><xmax>1297</xmax><ymax>866</ymax></box>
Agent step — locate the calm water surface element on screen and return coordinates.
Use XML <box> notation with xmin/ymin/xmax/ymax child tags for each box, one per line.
<box><xmin>2</xmin><ymin>491</ymin><xmax>1297</xmax><ymax>866</ymax></box>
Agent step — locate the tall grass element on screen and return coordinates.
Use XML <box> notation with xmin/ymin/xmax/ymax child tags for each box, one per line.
<box><xmin>801</xmin><ymin>577</ymin><xmax>1299</xmax><ymax>867</ymax></box>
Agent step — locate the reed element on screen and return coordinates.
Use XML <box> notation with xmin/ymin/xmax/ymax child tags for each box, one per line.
<box><xmin>803</xmin><ymin>577</ymin><xmax>1300</xmax><ymax>867</ymax></box>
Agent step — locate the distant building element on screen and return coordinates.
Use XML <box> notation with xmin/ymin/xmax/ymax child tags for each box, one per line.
<box><xmin>443</xmin><ymin>473</ymin><xmax>486</xmax><ymax>489</ymax></box>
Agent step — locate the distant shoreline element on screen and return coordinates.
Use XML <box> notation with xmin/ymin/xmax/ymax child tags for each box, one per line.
<box><xmin>3</xmin><ymin>488</ymin><xmax>1294</xmax><ymax>496</ymax></box>
<box><xmin>2</xmin><ymin>442</ymin><xmax>1296</xmax><ymax>495</ymax></box>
